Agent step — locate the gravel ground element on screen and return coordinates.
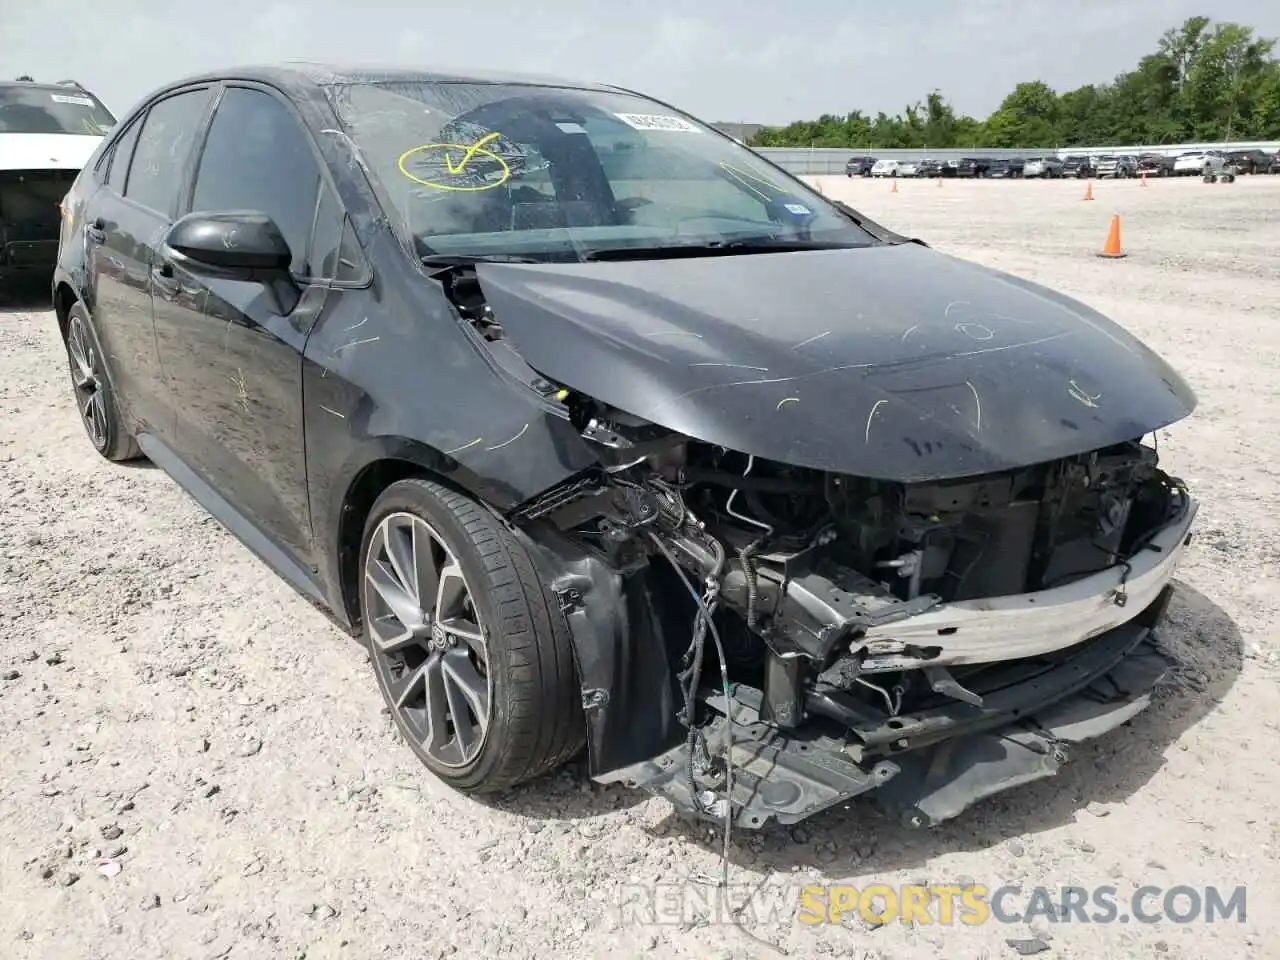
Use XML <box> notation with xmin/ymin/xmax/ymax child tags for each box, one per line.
<box><xmin>2</xmin><ymin>174</ymin><xmax>1279</xmax><ymax>960</ymax></box>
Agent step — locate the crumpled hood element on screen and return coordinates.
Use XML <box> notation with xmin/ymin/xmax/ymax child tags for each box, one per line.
<box><xmin>476</xmin><ymin>243</ymin><xmax>1196</xmax><ymax>481</ymax></box>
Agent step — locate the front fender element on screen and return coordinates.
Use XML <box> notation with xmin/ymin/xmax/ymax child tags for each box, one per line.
<box><xmin>516</xmin><ymin>521</ymin><xmax>686</xmax><ymax>777</ymax></box>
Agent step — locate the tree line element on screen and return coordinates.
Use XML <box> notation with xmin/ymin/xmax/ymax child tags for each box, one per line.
<box><xmin>748</xmin><ymin>17</ymin><xmax>1280</xmax><ymax>150</ymax></box>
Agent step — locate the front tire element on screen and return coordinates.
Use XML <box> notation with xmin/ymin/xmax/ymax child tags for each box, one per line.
<box><xmin>63</xmin><ymin>301</ymin><xmax>140</xmax><ymax>462</ymax></box>
<box><xmin>360</xmin><ymin>477</ymin><xmax>584</xmax><ymax>793</ymax></box>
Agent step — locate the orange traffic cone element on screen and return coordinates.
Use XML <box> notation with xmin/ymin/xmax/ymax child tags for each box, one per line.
<box><xmin>891</xmin><ymin>179</ymin><xmax>898</xmax><ymax>193</ymax></box>
<box><xmin>1098</xmin><ymin>214</ymin><xmax>1126</xmax><ymax>258</ymax></box>
<box><xmin>1140</xmin><ymin>172</ymin><xmax>1148</xmax><ymax>186</ymax></box>
<box><xmin>936</xmin><ymin>176</ymin><xmax>942</xmax><ymax>187</ymax></box>
<box><xmin>1083</xmin><ymin>181</ymin><xmax>1094</xmax><ymax>201</ymax></box>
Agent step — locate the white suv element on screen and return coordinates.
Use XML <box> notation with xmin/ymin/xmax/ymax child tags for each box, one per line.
<box><xmin>0</xmin><ymin>78</ymin><xmax>115</xmax><ymax>290</ymax></box>
<box><xmin>1173</xmin><ymin>151</ymin><xmax>1226</xmax><ymax>176</ymax></box>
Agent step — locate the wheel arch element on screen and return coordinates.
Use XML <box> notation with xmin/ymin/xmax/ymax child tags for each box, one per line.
<box><xmin>53</xmin><ymin>281</ymin><xmax>78</xmax><ymax>340</ymax></box>
<box><xmin>332</xmin><ymin>449</ymin><xmax>475</xmax><ymax>631</ymax></box>
<box><xmin>328</xmin><ymin>442</ymin><xmax>683</xmax><ymax>778</ymax></box>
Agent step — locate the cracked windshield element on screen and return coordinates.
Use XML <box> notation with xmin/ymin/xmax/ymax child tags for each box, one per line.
<box><xmin>328</xmin><ymin>81</ymin><xmax>876</xmax><ymax>261</ymax></box>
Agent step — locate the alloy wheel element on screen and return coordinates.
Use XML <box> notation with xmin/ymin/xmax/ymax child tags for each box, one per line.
<box><xmin>364</xmin><ymin>511</ymin><xmax>492</xmax><ymax>768</ymax></box>
<box><xmin>66</xmin><ymin>314</ymin><xmax>107</xmax><ymax>450</ymax></box>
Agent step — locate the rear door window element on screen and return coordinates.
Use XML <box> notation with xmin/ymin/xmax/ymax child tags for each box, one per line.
<box><xmin>125</xmin><ymin>88</ymin><xmax>211</xmax><ymax>216</ymax></box>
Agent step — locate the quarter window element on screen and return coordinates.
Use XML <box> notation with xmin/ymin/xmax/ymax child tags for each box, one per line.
<box><xmin>190</xmin><ymin>86</ymin><xmax>321</xmax><ymax>275</ymax></box>
<box><xmin>307</xmin><ymin>182</ymin><xmax>364</xmax><ymax>282</ymax></box>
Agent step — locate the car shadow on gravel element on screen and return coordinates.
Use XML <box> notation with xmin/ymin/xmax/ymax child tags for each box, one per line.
<box><xmin>470</xmin><ymin>759</ymin><xmax>651</xmax><ymax>821</ymax></box>
<box><xmin>650</xmin><ymin>579</ymin><xmax>1243</xmax><ymax>871</ymax></box>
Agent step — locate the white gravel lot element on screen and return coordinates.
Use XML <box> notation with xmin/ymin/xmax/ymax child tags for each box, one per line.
<box><xmin>2</xmin><ymin>174</ymin><xmax>1279</xmax><ymax>960</ymax></box>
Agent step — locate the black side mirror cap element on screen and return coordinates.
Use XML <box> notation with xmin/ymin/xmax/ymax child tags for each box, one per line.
<box><xmin>164</xmin><ymin>210</ymin><xmax>292</xmax><ymax>274</ymax></box>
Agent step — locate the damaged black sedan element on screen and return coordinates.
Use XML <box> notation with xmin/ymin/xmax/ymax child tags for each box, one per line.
<box><xmin>52</xmin><ymin>64</ymin><xmax>1198</xmax><ymax>830</ymax></box>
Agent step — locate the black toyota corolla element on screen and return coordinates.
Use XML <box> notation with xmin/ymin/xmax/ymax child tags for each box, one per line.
<box><xmin>52</xmin><ymin>63</ymin><xmax>1199</xmax><ymax>830</ymax></box>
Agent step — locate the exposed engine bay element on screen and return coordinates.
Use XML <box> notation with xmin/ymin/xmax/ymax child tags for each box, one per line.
<box><xmin>0</xmin><ymin>168</ymin><xmax>76</xmax><ymax>277</ymax></box>
<box><xmin>505</xmin><ymin>390</ymin><xmax>1193</xmax><ymax>826</ymax></box>
<box><xmin>442</xmin><ymin>261</ymin><xmax>1198</xmax><ymax>829</ymax></box>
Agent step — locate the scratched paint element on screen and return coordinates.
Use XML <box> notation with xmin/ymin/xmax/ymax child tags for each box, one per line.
<box><xmin>229</xmin><ymin>368</ymin><xmax>250</xmax><ymax>413</ymax></box>
<box><xmin>864</xmin><ymin>400</ymin><xmax>887</xmax><ymax>444</ymax></box>
<box><xmin>954</xmin><ymin>321</ymin><xmax>995</xmax><ymax>342</ymax></box>
<box><xmin>791</xmin><ymin>331</ymin><xmax>831</xmax><ymax>350</ymax></box>
<box><xmin>688</xmin><ymin>362</ymin><xmax>769</xmax><ymax>372</ymax></box>
<box><xmin>333</xmin><ymin>336</ymin><xmax>380</xmax><ymax>353</ymax></box>
<box><xmin>485</xmin><ymin>423</ymin><xmax>530</xmax><ymax>451</ymax></box>
<box><xmin>964</xmin><ymin>380</ymin><xmax>983</xmax><ymax>431</ymax></box>
<box><xmin>1067</xmin><ymin>380</ymin><xmax>1103</xmax><ymax>408</ymax></box>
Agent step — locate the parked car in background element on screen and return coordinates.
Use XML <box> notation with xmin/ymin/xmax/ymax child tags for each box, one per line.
<box><xmin>939</xmin><ymin>159</ymin><xmax>960</xmax><ymax>177</ymax></box>
<box><xmin>1096</xmin><ymin>155</ymin><xmax>1137</xmax><ymax>178</ymax></box>
<box><xmin>1022</xmin><ymin>156</ymin><xmax>1064</xmax><ymax>178</ymax></box>
<box><xmin>51</xmin><ymin>62</ymin><xmax>1201</xmax><ymax>833</ymax></box>
<box><xmin>1268</xmin><ymin>151</ymin><xmax>1280</xmax><ymax>174</ymax></box>
<box><xmin>1225</xmin><ymin>149</ymin><xmax>1271</xmax><ymax>174</ymax></box>
<box><xmin>870</xmin><ymin>158</ymin><xmax>901</xmax><ymax>177</ymax></box>
<box><xmin>956</xmin><ymin>157</ymin><xmax>992</xmax><ymax>177</ymax></box>
<box><xmin>1173</xmin><ymin>151</ymin><xmax>1224</xmax><ymax>176</ymax></box>
<box><xmin>1061</xmin><ymin>155</ymin><xmax>1096</xmax><ymax>178</ymax></box>
<box><xmin>0</xmin><ymin>77</ymin><xmax>116</xmax><ymax>291</ymax></box>
<box><xmin>897</xmin><ymin>160</ymin><xmax>921</xmax><ymax>177</ymax></box>
<box><xmin>845</xmin><ymin>155</ymin><xmax>876</xmax><ymax>177</ymax></box>
<box><xmin>986</xmin><ymin>158</ymin><xmax>1023</xmax><ymax>179</ymax></box>
<box><xmin>916</xmin><ymin>159</ymin><xmax>943</xmax><ymax>177</ymax></box>
<box><xmin>1136</xmin><ymin>154</ymin><xmax>1175</xmax><ymax>177</ymax></box>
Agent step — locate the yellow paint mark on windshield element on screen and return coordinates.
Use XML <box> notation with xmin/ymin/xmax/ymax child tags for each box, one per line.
<box><xmin>398</xmin><ymin>133</ymin><xmax>512</xmax><ymax>193</ymax></box>
<box><xmin>443</xmin><ymin>131</ymin><xmax>501</xmax><ymax>175</ymax></box>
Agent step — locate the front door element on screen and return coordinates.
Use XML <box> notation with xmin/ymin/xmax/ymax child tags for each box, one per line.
<box><xmin>152</xmin><ymin>84</ymin><xmax>334</xmax><ymax>567</ymax></box>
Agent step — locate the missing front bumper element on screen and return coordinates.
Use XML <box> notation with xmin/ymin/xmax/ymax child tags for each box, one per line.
<box><xmin>597</xmin><ymin>602</ymin><xmax>1177</xmax><ymax>829</ymax></box>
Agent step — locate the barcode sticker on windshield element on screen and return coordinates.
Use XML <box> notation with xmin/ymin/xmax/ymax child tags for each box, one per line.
<box><xmin>51</xmin><ymin>94</ymin><xmax>95</xmax><ymax>106</ymax></box>
<box><xmin>614</xmin><ymin>113</ymin><xmax>700</xmax><ymax>133</ymax></box>
<box><xmin>784</xmin><ymin>203</ymin><xmax>812</xmax><ymax>215</ymax></box>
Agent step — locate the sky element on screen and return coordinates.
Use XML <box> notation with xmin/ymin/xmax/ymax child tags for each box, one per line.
<box><xmin>4</xmin><ymin>1</ymin><xmax>1279</xmax><ymax>126</ymax></box>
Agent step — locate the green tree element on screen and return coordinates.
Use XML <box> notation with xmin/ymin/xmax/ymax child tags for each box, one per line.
<box><xmin>749</xmin><ymin>15</ymin><xmax>1280</xmax><ymax>149</ymax></box>
<box><xmin>1182</xmin><ymin>22</ymin><xmax>1277</xmax><ymax>139</ymax></box>
<box><xmin>984</xmin><ymin>81</ymin><xmax>1060</xmax><ymax>147</ymax></box>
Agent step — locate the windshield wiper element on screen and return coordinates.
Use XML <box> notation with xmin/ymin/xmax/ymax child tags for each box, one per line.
<box><xmin>422</xmin><ymin>253</ymin><xmax>544</xmax><ymax>267</ymax></box>
<box><xmin>583</xmin><ymin>237</ymin><xmax>864</xmax><ymax>261</ymax></box>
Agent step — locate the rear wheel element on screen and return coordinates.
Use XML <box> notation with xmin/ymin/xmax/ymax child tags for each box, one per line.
<box><xmin>63</xmin><ymin>301</ymin><xmax>140</xmax><ymax>462</ymax></box>
<box><xmin>360</xmin><ymin>478</ymin><xmax>584</xmax><ymax>793</ymax></box>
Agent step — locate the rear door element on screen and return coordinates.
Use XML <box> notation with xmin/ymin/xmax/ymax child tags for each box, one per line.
<box><xmin>85</xmin><ymin>86</ymin><xmax>212</xmax><ymax>437</ymax></box>
<box><xmin>152</xmin><ymin>83</ymin><xmax>341</xmax><ymax>565</ymax></box>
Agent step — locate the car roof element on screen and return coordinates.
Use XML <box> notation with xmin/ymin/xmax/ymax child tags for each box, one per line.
<box><xmin>0</xmin><ymin>80</ymin><xmax>97</xmax><ymax>95</ymax></box>
<box><xmin>147</xmin><ymin>61</ymin><xmax>619</xmax><ymax>98</ymax></box>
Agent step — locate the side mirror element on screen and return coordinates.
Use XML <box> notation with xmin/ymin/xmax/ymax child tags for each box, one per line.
<box><xmin>164</xmin><ymin>210</ymin><xmax>292</xmax><ymax>275</ymax></box>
